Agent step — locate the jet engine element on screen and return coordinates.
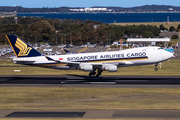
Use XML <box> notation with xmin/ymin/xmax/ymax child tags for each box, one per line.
<box><xmin>79</xmin><ymin>63</ymin><xmax>93</xmax><ymax>71</ymax></box>
<box><xmin>102</xmin><ymin>64</ymin><xmax>117</xmax><ymax>72</ymax></box>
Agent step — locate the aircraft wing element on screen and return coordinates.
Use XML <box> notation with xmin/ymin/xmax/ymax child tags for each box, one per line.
<box><xmin>46</xmin><ymin>56</ymin><xmax>135</xmax><ymax>72</ymax></box>
<box><xmin>46</xmin><ymin>56</ymin><xmax>134</xmax><ymax>66</ymax></box>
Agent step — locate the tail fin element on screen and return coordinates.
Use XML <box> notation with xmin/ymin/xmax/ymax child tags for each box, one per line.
<box><xmin>6</xmin><ymin>35</ymin><xmax>42</xmax><ymax>57</ymax></box>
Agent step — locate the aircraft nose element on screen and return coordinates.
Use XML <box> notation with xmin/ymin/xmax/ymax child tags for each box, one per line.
<box><xmin>162</xmin><ymin>50</ymin><xmax>174</xmax><ymax>60</ymax></box>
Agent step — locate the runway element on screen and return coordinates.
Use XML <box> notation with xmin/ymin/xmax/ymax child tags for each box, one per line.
<box><xmin>1</xmin><ymin>75</ymin><xmax>180</xmax><ymax>119</ymax></box>
<box><xmin>1</xmin><ymin>75</ymin><xmax>180</xmax><ymax>88</ymax></box>
<box><xmin>1</xmin><ymin>110</ymin><xmax>180</xmax><ymax>119</ymax></box>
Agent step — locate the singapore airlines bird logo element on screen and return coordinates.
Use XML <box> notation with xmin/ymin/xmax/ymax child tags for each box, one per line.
<box><xmin>15</xmin><ymin>38</ymin><xmax>32</xmax><ymax>56</ymax></box>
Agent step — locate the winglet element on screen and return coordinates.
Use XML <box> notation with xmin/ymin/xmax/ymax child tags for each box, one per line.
<box><xmin>6</xmin><ymin>35</ymin><xmax>42</xmax><ymax>57</ymax></box>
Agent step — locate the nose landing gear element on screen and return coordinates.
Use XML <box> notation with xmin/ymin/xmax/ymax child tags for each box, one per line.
<box><xmin>154</xmin><ymin>63</ymin><xmax>158</xmax><ymax>71</ymax></box>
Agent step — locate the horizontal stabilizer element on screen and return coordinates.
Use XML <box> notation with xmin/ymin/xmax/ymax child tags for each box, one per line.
<box><xmin>45</xmin><ymin>56</ymin><xmax>60</xmax><ymax>62</ymax></box>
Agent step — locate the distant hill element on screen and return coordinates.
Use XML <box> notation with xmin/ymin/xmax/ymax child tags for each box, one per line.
<box><xmin>0</xmin><ymin>5</ymin><xmax>180</xmax><ymax>13</ymax></box>
<box><xmin>126</xmin><ymin>5</ymin><xmax>180</xmax><ymax>11</ymax></box>
<box><xmin>92</xmin><ymin>5</ymin><xmax>180</xmax><ymax>12</ymax></box>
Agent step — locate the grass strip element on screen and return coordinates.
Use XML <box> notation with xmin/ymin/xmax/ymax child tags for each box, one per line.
<box><xmin>1</xmin><ymin>87</ymin><xmax>180</xmax><ymax>110</ymax></box>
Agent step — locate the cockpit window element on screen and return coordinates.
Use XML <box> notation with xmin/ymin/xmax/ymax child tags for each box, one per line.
<box><xmin>158</xmin><ymin>48</ymin><xmax>163</xmax><ymax>50</ymax></box>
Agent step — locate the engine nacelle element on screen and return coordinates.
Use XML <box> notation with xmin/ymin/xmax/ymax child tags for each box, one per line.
<box><xmin>79</xmin><ymin>63</ymin><xmax>93</xmax><ymax>71</ymax></box>
<box><xmin>102</xmin><ymin>64</ymin><xmax>117</xmax><ymax>72</ymax></box>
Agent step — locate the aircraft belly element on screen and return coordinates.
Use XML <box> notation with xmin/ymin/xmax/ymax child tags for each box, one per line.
<box><xmin>32</xmin><ymin>63</ymin><xmax>67</xmax><ymax>67</ymax></box>
<box><xmin>31</xmin><ymin>63</ymin><xmax>76</xmax><ymax>70</ymax></box>
<box><xmin>50</xmin><ymin>66</ymin><xmax>76</xmax><ymax>70</ymax></box>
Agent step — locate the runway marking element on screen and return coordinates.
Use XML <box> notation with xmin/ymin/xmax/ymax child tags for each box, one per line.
<box><xmin>6</xmin><ymin>112</ymin><xmax>85</xmax><ymax>118</ymax></box>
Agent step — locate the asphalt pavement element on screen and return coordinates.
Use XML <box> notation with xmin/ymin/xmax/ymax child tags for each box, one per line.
<box><xmin>1</xmin><ymin>75</ymin><xmax>180</xmax><ymax>88</ymax></box>
<box><xmin>1</xmin><ymin>110</ymin><xmax>180</xmax><ymax>119</ymax></box>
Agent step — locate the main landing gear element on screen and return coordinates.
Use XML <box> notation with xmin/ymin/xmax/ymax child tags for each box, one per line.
<box><xmin>89</xmin><ymin>69</ymin><xmax>103</xmax><ymax>77</ymax></box>
<box><xmin>96</xmin><ymin>69</ymin><xmax>103</xmax><ymax>77</ymax></box>
<box><xmin>89</xmin><ymin>71</ymin><xmax>96</xmax><ymax>76</ymax></box>
<box><xmin>154</xmin><ymin>63</ymin><xmax>158</xmax><ymax>71</ymax></box>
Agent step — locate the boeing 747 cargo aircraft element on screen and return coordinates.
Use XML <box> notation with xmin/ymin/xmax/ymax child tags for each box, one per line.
<box><xmin>6</xmin><ymin>35</ymin><xmax>174</xmax><ymax>77</ymax></box>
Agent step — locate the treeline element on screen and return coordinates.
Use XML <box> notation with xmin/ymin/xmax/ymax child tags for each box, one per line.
<box><xmin>0</xmin><ymin>6</ymin><xmax>71</xmax><ymax>13</ymax></box>
<box><xmin>0</xmin><ymin>16</ymin><xmax>162</xmax><ymax>45</ymax></box>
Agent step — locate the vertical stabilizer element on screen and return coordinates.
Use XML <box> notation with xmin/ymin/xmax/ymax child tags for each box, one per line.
<box><xmin>6</xmin><ymin>35</ymin><xmax>42</xmax><ymax>57</ymax></box>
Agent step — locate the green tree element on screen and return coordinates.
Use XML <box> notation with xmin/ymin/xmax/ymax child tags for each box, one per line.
<box><xmin>177</xmin><ymin>24</ymin><xmax>180</xmax><ymax>29</ymax></box>
<box><xmin>30</xmin><ymin>20</ymin><xmax>56</xmax><ymax>43</ymax></box>
<box><xmin>149</xmin><ymin>26</ymin><xmax>160</xmax><ymax>36</ymax></box>
<box><xmin>96</xmin><ymin>24</ymin><xmax>108</xmax><ymax>44</ymax></box>
<box><xmin>171</xmin><ymin>35</ymin><xmax>178</xmax><ymax>39</ymax></box>
<box><xmin>0</xmin><ymin>24</ymin><xmax>24</xmax><ymax>36</ymax></box>
<box><xmin>169</xmin><ymin>26</ymin><xmax>176</xmax><ymax>31</ymax></box>
<box><xmin>142</xmin><ymin>31</ymin><xmax>154</xmax><ymax>38</ymax></box>
<box><xmin>159</xmin><ymin>24</ymin><xmax>168</xmax><ymax>31</ymax></box>
<box><xmin>0</xmin><ymin>33</ymin><xmax>6</xmax><ymax>45</ymax></box>
<box><xmin>113</xmin><ymin>26</ymin><xmax>124</xmax><ymax>41</ymax></box>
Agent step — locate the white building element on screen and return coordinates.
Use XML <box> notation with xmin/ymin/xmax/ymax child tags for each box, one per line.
<box><xmin>127</xmin><ymin>38</ymin><xmax>170</xmax><ymax>42</ymax></box>
<box><xmin>69</xmin><ymin>8</ymin><xmax>113</xmax><ymax>12</ymax></box>
<box><xmin>127</xmin><ymin>38</ymin><xmax>170</xmax><ymax>47</ymax></box>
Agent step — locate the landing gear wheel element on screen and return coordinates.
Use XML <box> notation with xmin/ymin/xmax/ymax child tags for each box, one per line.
<box><xmin>96</xmin><ymin>74</ymin><xmax>99</xmax><ymax>77</ymax></box>
<box><xmin>154</xmin><ymin>63</ymin><xmax>158</xmax><ymax>71</ymax></box>
<box><xmin>95</xmin><ymin>69</ymin><xmax>103</xmax><ymax>77</ymax></box>
<box><xmin>92</xmin><ymin>72</ymin><xmax>96</xmax><ymax>75</ymax></box>
<box><xmin>89</xmin><ymin>73</ymin><xmax>92</xmax><ymax>76</ymax></box>
<box><xmin>89</xmin><ymin>71</ymin><xmax>96</xmax><ymax>76</ymax></box>
<box><xmin>154</xmin><ymin>68</ymin><xmax>158</xmax><ymax>71</ymax></box>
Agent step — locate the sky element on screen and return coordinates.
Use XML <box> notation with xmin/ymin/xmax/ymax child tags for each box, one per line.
<box><xmin>1</xmin><ymin>0</ymin><xmax>180</xmax><ymax>8</ymax></box>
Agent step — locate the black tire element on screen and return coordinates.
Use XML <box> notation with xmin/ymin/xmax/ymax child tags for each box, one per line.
<box><xmin>154</xmin><ymin>68</ymin><xmax>158</xmax><ymax>71</ymax></box>
<box><xmin>93</xmin><ymin>72</ymin><xmax>96</xmax><ymax>75</ymax></box>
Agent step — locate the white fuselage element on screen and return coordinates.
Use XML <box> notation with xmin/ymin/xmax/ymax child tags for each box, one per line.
<box><xmin>13</xmin><ymin>46</ymin><xmax>173</xmax><ymax>70</ymax></box>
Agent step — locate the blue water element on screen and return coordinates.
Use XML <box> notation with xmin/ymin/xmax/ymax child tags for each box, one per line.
<box><xmin>17</xmin><ymin>13</ymin><xmax>180</xmax><ymax>23</ymax></box>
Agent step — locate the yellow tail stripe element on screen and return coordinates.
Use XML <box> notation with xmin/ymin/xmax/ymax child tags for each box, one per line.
<box><xmin>6</xmin><ymin>35</ymin><xmax>18</xmax><ymax>57</ymax></box>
